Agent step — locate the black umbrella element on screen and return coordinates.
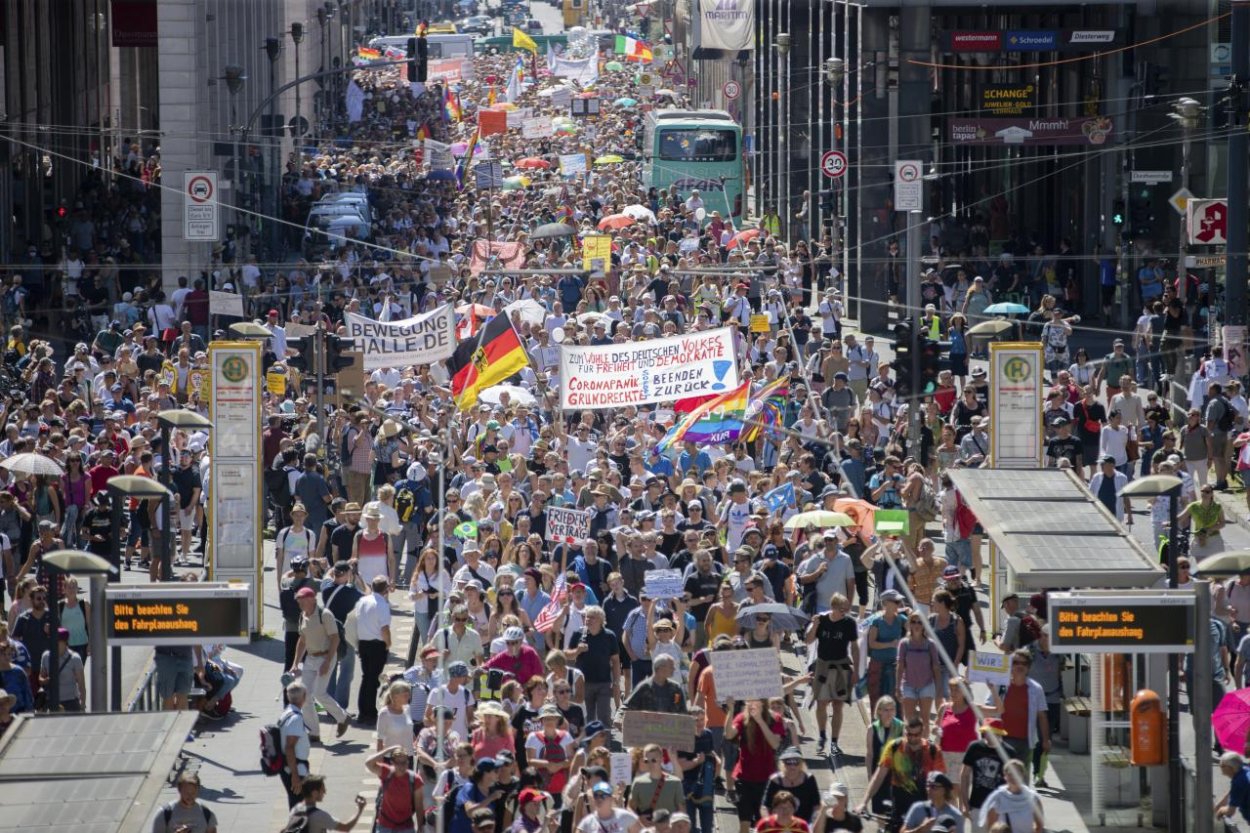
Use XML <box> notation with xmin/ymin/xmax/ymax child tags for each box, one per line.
<box><xmin>532</xmin><ymin>222</ymin><xmax>576</xmax><ymax>240</ymax></box>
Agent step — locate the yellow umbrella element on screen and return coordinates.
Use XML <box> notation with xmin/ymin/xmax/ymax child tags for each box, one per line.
<box><xmin>967</xmin><ymin>319</ymin><xmax>1013</xmax><ymax>337</ymax></box>
<box><xmin>594</xmin><ymin>154</ymin><xmax>625</xmax><ymax>166</ymax></box>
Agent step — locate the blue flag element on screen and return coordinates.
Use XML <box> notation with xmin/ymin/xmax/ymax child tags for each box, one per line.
<box><xmin>764</xmin><ymin>482</ymin><xmax>795</xmax><ymax>512</ymax></box>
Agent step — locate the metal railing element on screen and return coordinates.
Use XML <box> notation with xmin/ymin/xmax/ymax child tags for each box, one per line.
<box><xmin>124</xmin><ymin>654</ymin><xmax>160</xmax><ymax>712</ymax></box>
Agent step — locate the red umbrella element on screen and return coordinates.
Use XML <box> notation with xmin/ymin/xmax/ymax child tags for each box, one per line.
<box><xmin>728</xmin><ymin>228</ymin><xmax>762</xmax><ymax>249</ymax></box>
<box><xmin>515</xmin><ymin>157</ymin><xmax>552</xmax><ymax>170</ymax></box>
<box><xmin>597</xmin><ymin>213</ymin><xmax>636</xmax><ymax>231</ymax></box>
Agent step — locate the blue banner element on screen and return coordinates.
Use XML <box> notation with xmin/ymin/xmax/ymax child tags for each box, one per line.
<box><xmin>1004</xmin><ymin>30</ymin><xmax>1057</xmax><ymax>51</ymax></box>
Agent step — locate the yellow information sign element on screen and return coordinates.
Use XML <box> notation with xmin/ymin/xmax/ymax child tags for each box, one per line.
<box><xmin>582</xmin><ymin>234</ymin><xmax>612</xmax><ymax>273</ymax></box>
<box><xmin>266</xmin><ymin>369</ymin><xmax>287</xmax><ymax>396</ymax></box>
<box><xmin>750</xmin><ymin>314</ymin><xmax>771</xmax><ymax>333</ymax></box>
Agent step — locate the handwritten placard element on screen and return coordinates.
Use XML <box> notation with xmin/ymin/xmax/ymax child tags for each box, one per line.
<box><xmin>622</xmin><ymin>710</ymin><xmax>696</xmax><ymax>753</ymax></box>
<box><xmin>609</xmin><ymin>751</ymin><xmax>633</xmax><ymax>786</ymax></box>
<box><xmin>968</xmin><ymin>650</ymin><xmax>1010</xmax><ymax>686</ymax></box>
<box><xmin>750</xmin><ymin>314</ymin><xmax>771</xmax><ymax>333</ymax></box>
<box><xmin>709</xmin><ymin>647</ymin><xmax>783</xmax><ymax>701</ymax></box>
<box><xmin>546</xmin><ymin>506</ymin><xmax>591</xmax><ymax>545</ymax></box>
<box><xmin>643</xmin><ymin>569</ymin><xmax>685</xmax><ymax>601</ymax></box>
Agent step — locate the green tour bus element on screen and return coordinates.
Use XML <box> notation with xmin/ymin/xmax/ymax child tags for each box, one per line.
<box><xmin>642</xmin><ymin>109</ymin><xmax>744</xmax><ymax>220</ymax></box>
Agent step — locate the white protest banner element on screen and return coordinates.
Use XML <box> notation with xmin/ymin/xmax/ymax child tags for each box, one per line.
<box><xmin>425</xmin><ymin>139</ymin><xmax>455</xmax><ymax>172</ymax></box>
<box><xmin>523</xmin><ymin>117</ymin><xmax>554</xmax><ymax>139</ymax></box>
<box><xmin>695</xmin><ymin>0</ymin><xmax>755</xmax><ymax>51</ymax></box>
<box><xmin>343</xmin><ymin>306</ymin><xmax>456</xmax><ymax>370</ymax></box>
<box><xmin>559</xmin><ymin>153</ymin><xmax>587</xmax><ymax>176</ymax></box>
<box><xmin>545</xmin><ymin>506</ymin><xmax>591</xmax><ymax>544</ymax></box>
<box><xmin>506</xmin><ymin>107</ymin><xmax>532</xmax><ymax>128</ymax></box>
<box><xmin>560</xmin><ymin>327</ymin><xmax>740</xmax><ymax>409</ymax></box>
<box><xmin>711</xmin><ymin>647</ymin><xmax>783</xmax><ymax>701</ymax></box>
<box><xmin>643</xmin><ymin>569</ymin><xmax>685</xmax><ymax>600</ymax></box>
<box><xmin>428</xmin><ymin>57</ymin><xmax>471</xmax><ymax>82</ymax></box>
<box><xmin>551</xmin><ymin>54</ymin><xmax>599</xmax><ymax>85</ymax></box>
<box><xmin>209</xmin><ymin>290</ymin><xmax>244</xmax><ymax>317</ymax></box>
<box><xmin>609</xmin><ymin>752</ymin><xmax>632</xmax><ymax>786</ymax></box>
<box><xmin>969</xmin><ymin>651</ymin><xmax>1010</xmax><ymax>686</ymax></box>
<box><xmin>550</xmin><ymin>87</ymin><xmax>573</xmax><ymax>108</ymax></box>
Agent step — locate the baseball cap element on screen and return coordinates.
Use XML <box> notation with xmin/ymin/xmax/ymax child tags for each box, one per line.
<box><xmin>880</xmin><ymin>589</ymin><xmax>904</xmax><ymax>603</ymax></box>
<box><xmin>779</xmin><ymin>747</ymin><xmax>802</xmax><ymax>762</ymax></box>
<box><xmin>591</xmin><ymin>782</ymin><xmax>613</xmax><ymax>796</ymax></box>
<box><xmin>827</xmin><ymin>782</ymin><xmax>849</xmax><ymax>799</ymax></box>
<box><xmin>448</xmin><ymin>661</ymin><xmax>471</xmax><ymax>677</ymax></box>
<box><xmin>926</xmin><ymin>772</ymin><xmax>953</xmax><ymax>789</ymax></box>
<box><xmin>942</xmin><ymin>565</ymin><xmax>961</xmax><ymax>580</ymax></box>
<box><xmin>583</xmin><ymin>720</ymin><xmax>608</xmax><ymax>738</ymax></box>
<box><xmin>474</xmin><ymin>758</ymin><xmax>498</xmax><ymax>773</ymax></box>
<box><xmin>295</xmin><ymin>587</ymin><xmax>316</xmax><ymax>599</ymax></box>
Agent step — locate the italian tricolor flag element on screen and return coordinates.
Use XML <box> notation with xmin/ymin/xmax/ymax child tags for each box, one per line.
<box><xmin>614</xmin><ymin>35</ymin><xmax>653</xmax><ymax>62</ymax></box>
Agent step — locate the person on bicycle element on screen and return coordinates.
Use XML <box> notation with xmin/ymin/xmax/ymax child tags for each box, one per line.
<box><xmin>857</xmin><ymin>716</ymin><xmax>944</xmax><ymax>833</ymax></box>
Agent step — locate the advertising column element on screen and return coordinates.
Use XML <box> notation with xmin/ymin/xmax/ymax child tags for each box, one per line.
<box><xmin>208</xmin><ymin>341</ymin><xmax>263</xmax><ymax>633</ymax></box>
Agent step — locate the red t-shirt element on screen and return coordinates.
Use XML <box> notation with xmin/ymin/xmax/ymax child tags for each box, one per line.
<box><xmin>88</xmin><ymin>464</ymin><xmax>118</xmax><ymax>495</ymax></box>
<box><xmin>731</xmin><ymin>712</ymin><xmax>786</xmax><ymax>783</ymax></box>
<box><xmin>756</xmin><ymin>816</ymin><xmax>810</xmax><ymax>833</ymax></box>
<box><xmin>1002</xmin><ymin>682</ymin><xmax>1030</xmax><ymax>740</ymax></box>
<box><xmin>377</xmin><ymin>763</ymin><xmax>423</xmax><ymax>827</ymax></box>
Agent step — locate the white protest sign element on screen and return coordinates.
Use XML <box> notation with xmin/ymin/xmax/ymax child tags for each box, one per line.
<box><xmin>209</xmin><ymin>290</ymin><xmax>244</xmax><ymax>317</ymax></box>
<box><xmin>609</xmin><ymin>752</ymin><xmax>632</xmax><ymax>786</ymax></box>
<box><xmin>643</xmin><ymin>569</ymin><xmax>685</xmax><ymax>600</ymax></box>
<box><xmin>545</xmin><ymin>506</ymin><xmax>591</xmax><ymax>544</ymax></box>
<box><xmin>968</xmin><ymin>651</ymin><xmax>1010</xmax><ymax>686</ymax></box>
<box><xmin>559</xmin><ymin>153</ymin><xmax>587</xmax><ymax>176</ymax></box>
<box><xmin>425</xmin><ymin>139</ymin><xmax>455</xmax><ymax>172</ymax></box>
<box><xmin>506</xmin><ymin>107</ymin><xmax>532</xmax><ymax>128</ymax></box>
<box><xmin>710</xmin><ymin>647</ymin><xmax>784</xmax><ymax>701</ymax></box>
<box><xmin>523</xmin><ymin>117</ymin><xmax>554</xmax><ymax>139</ymax></box>
<box><xmin>342</xmin><ymin>306</ymin><xmax>456</xmax><ymax>370</ymax></box>
<box><xmin>559</xmin><ymin>327</ymin><xmax>740</xmax><ymax>409</ymax></box>
<box><xmin>474</xmin><ymin>161</ymin><xmax>505</xmax><ymax>190</ymax></box>
<box><xmin>550</xmin><ymin>87</ymin><xmax>573</xmax><ymax>108</ymax></box>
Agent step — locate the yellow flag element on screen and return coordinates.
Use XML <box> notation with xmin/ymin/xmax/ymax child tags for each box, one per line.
<box><xmin>512</xmin><ymin>27</ymin><xmax>538</xmax><ymax>53</ymax></box>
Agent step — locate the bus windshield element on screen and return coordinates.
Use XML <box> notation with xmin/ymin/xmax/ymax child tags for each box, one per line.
<box><xmin>657</xmin><ymin>129</ymin><xmax>737</xmax><ymax>162</ymax></box>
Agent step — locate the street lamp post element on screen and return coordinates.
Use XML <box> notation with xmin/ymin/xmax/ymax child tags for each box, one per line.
<box><xmin>155</xmin><ymin>409</ymin><xmax>214</xmax><ymax>583</ymax></box>
<box><xmin>263</xmin><ymin>37</ymin><xmax>284</xmax><ymax>260</ymax></box>
<box><xmin>42</xmin><ymin>551</ymin><xmax>115</xmax><ymax>713</ymax></box>
<box><xmin>106</xmin><ymin>476</ymin><xmax>173</xmax><ymax>710</ymax></box>
<box><xmin>774</xmin><ymin>33</ymin><xmax>791</xmax><ymax>241</ymax></box>
<box><xmin>1170</xmin><ymin>97</ymin><xmax>1200</xmax><ymax>306</ymax></box>
<box><xmin>222</xmin><ymin>66</ymin><xmax>247</xmax><ymax>241</ymax></box>
<box><xmin>825</xmin><ymin>57</ymin><xmax>844</xmax><ymax>269</ymax></box>
<box><xmin>1120</xmin><ymin>473</ymin><xmax>1182</xmax><ymax>833</ymax></box>
<box><xmin>290</xmin><ymin>23</ymin><xmax>306</xmax><ymax>148</ymax></box>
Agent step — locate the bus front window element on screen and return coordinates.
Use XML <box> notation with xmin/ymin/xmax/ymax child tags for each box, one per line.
<box><xmin>657</xmin><ymin>129</ymin><xmax>737</xmax><ymax>162</ymax></box>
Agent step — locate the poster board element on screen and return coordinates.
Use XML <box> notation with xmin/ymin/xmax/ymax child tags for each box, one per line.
<box><xmin>642</xmin><ymin>569</ymin><xmax>684</xmax><ymax>600</ymax></box>
<box><xmin>622</xmin><ymin>710</ymin><xmax>696</xmax><ymax>752</ymax></box>
<box><xmin>968</xmin><ymin>650</ymin><xmax>1010</xmax><ymax>686</ymax></box>
<box><xmin>710</xmin><ymin>647</ymin><xmax>784</xmax><ymax>700</ymax></box>
<box><xmin>545</xmin><ymin>506</ymin><xmax>591</xmax><ymax>544</ymax></box>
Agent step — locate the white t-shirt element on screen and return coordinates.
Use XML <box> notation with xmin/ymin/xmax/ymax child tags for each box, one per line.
<box><xmin>376</xmin><ymin>707</ymin><xmax>415</xmax><ymax>754</ymax></box>
<box><xmin>427</xmin><ymin>684</ymin><xmax>476</xmax><ymax>737</ymax></box>
<box><xmin>525</xmin><ymin>729</ymin><xmax>575</xmax><ymax>763</ymax></box>
<box><xmin>577</xmin><ymin>808</ymin><xmax>639</xmax><ymax>833</ymax></box>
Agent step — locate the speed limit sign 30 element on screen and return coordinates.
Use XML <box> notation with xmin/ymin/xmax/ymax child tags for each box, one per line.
<box><xmin>722</xmin><ymin>80</ymin><xmax>741</xmax><ymax>100</ymax></box>
<box><xmin>820</xmin><ymin>150</ymin><xmax>847</xmax><ymax>179</ymax></box>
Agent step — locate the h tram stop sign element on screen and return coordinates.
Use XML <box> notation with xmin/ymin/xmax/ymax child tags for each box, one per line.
<box><xmin>1047</xmin><ymin>590</ymin><xmax>1195</xmax><ymax>654</ymax></box>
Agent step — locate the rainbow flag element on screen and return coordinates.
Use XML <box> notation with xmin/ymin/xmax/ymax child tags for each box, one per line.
<box><xmin>454</xmin><ymin>128</ymin><xmax>479</xmax><ymax>191</ymax></box>
<box><xmin>657</xmin><ymin>381</ymin><xmax>750</xmax><ymax>452</ymax></box>
<box><xmin>443</xmin><ymin>88</ymin><xmax>462</xmax><ymax>123</ymax></box>
<box><xmin>356</xmin><ymin>46</ymin><xmax>382</xmax><ymax>61</ymax></box>
<box><xmin>744</xmin><ymin>375</ymin><xmax>790</xmax><ymax>442</ymax></box>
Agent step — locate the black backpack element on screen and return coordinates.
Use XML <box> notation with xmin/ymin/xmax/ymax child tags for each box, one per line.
<box><xmin>280</xmin><ymin>806</ymin><xmax>310</xmax><ymax>833</ymax></box>
<box><xmin>161</xmin><ymin>801</ymin><xmax>212</xmax><ymax>828</ymax></box>
<box><xmin>340</xmin><ymin>425</ymin><xmax>356</xmax><ymax>462</ymax></box>
<box><xmin>266</xmin><ymin>467</ymin><xmax>294</xmax><ymax>509</ymax></box>
<box><xmin>1216</xmin><ymin>397</ymin><xmax>1236</xmax><ymax>432</ymax></box>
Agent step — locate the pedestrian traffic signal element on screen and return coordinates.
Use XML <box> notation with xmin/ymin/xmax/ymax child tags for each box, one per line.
<box><xmin>1112</xmin><ymin>199</ymin><xmax>1125</xmax><ymax>227</ymax></box>
<box><xmin>919</xmin><ymin>338</ymin><xmax>941</xmax><ymax>394</ymax></box>
<box><xmin>325</xmin><ymin>334</ymin><xmax>355</xmax><ymax>372</ymax></box>
<box><xmin>892</xmin><ymin>321</ymin><xmax>913</xmax><ymax>399</ymax></box>
<box><xmin>406</xmin><ymin>37</ymin><xmax>419</xmax><ymax>83</ymax></box>
<box><xmin>286</xmin><ymin>336</ymin><xmax>311</xmax><ymax>372</ymax></box>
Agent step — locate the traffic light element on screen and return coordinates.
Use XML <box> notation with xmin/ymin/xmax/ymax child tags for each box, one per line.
<box><xmin>286</xmin><ymin>336</ymin><xmax>311</xmax><ymax>372</ymax></box>
<box><xmin>1112</xmin><ymin>199</ymin><xmax>1125</xmax><ymax>228</ymax></box>
<box><xmin>919</xmin><ymin>338</ymin><xmax>941</xmax><ymax>394</ymax></box>
<box><xmin>406</xmin><ymin>37</ymin><xmax>419</xmax><ymax>83</ymax></box>
<box><xmin>325</xmin><ymin>334</ymin><xmax>355</xmax><ymax>372</ymax></box>
<box><xmin>891</xmin><ymin>321</ymin><xmax>913</xmax><ymax>399</ymax></box>
<box><xmin>407</xmin><ymin>35</ymin><xmax>428</xmax><ymax>83</ymax></box>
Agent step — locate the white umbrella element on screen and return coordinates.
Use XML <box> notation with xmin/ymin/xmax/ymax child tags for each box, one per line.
<box><xmin>504</xmin><ymin>299</ymin><xmax>548</xmax><ymax>328</ymax></box>
<box><xmin>577</xmin><ymin>311</ymin><xmax>613</xmax><ymax>328</ymax></box>
<box><xmin>479</xmin><ymin>384</ymin><xmax>537</xmax><ymax>407</ymax></box>
<box><xmin>622</xmin><ymin>204</ymin><xmax>657</xmax><ymax>224</ymax></box>
<box><xmin>0</xmin><ymin>452</ymin><xmax>64</xmax><ymax>477</ymax></box>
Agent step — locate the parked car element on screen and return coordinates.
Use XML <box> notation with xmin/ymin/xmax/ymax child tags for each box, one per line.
<box><xmin>460</xmin><ymin>14</ymin><xmax>494</xmax><ymax>36</ymax></box>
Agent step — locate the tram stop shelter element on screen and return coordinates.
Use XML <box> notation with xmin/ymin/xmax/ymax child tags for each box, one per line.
<box><xmin>0</xmin><ymin>710</ymin><xmax>197</xmax><ymax>832</ymax></box>
<box><xmin>946</xmin><ymin>467</ymin><xmax>1186</xmax><ymax>828</ymax></box>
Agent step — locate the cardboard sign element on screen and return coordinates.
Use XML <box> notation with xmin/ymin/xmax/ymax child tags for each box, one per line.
<box><xmin>749</xmin><ymin>314</ymin><xmax>771</xmax><ymax>333</ymax></box>
<box><xmin>622</xmin><ymin>710</ymin><xmax>696</xmax><ymax>752</ymax></box>
<box><xmin>506</xmin><ymin>107</ymin><xmax>533</xmax><ymax>128</ymax></box>
<box><xmin>968</xmin><ymin>651</ymin><xmax>1010</xmax><ymax>686</ymax></box>
<box><xmin>522</xmin><ymin>117</ymin><xmax>554</xmax><ymax>139</ymax></box>
<box><xmin>265</xmin><ymin>369</ymin><xmax>287</xmax><ymax>396</ymax></box>
<box><xmin>474</xmin><ymin>161</ymin><xmax>505</xmax><ymax>190</ymax></box>
<box><xmin>609</xmin><ymin>752</ymin><xmax>633</xmax><ymax>786</ymax></box>
<box><xmin>709</xmin><ymin>647</ymin><xmax>784</xmax><ymax>701</ymax></box>
<box><xmin>643</xmin><ymin>569</ymin><xmax>685</xmax><ymax>600</ymax></box>
<box><xmin>209</xmin><ymin>290</ymin><xmax>244</xmax><ymax>318</ymax></box>
<box><xmin>545</xmin><ymin>506</ymin><xmax>591</xmax><ymax>544</ymax></box>
<box><xmin>550</xmin><ymin>87</ymin><xmax>573</xmax><ymax>108</ymax></box>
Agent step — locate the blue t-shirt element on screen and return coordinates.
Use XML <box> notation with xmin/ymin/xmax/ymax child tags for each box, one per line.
<box><xmin>451</xmin><ymin>780</ymin><xmax>489</xmax><ymax>833</ymax></box>
<box><xmin>1231</xmin><ymin>765</ymin><xmax>1250</xmax><ymax>821</ymax></box>
<box><xmin>868</xmin><ymin>473</ymin><xmax>902</xmax><ymax>508</ymax></box>
<box><xmin>868</xmin><ymin>613</ymin><xmax>905</xmax><ymax>662</ymax></box>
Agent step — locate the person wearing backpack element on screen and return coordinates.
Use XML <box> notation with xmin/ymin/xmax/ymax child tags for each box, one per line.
<box><xmin>365</xmin><ymin>745</ymin><xmax>425</xmax><ymax>833</ymax></box>
<box><xmin>1207</xmin><ymin>383</ymin><xmax>1235</xmax><ymax>490</ymax></box>
<box><xmin>276</xmin><ymin>680</ymin><xmax>312</xmax><ymax>808</ymax></box>
<box><xmin>288</xmin><ymin>586</ymin><xmax>351</xmax><ymax>743</ymax></box>
<box><xmin>280</xmin><ymin>557</ymin><xmax>319</xmax><ymax>674</ymax></box>
<box><xmin>149</xmin><ymin>772</ymin><xmax>217</xmax><ymax>833</ymax></box>
<box><xmin>282</xmin><ymin>774</ymin><xmax>368</xmax><ymax>832</ymax></box>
